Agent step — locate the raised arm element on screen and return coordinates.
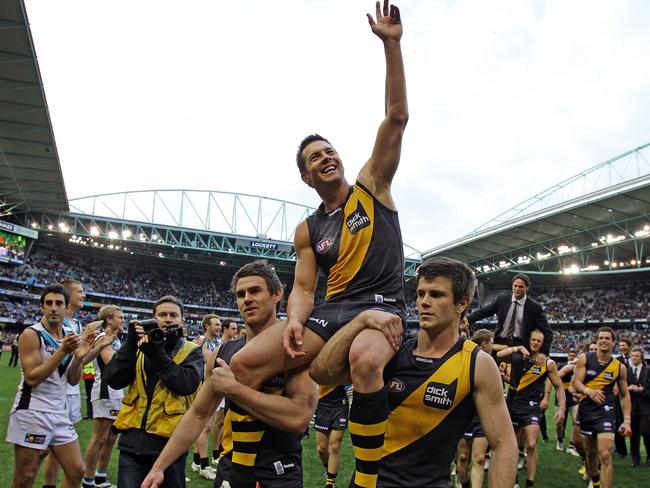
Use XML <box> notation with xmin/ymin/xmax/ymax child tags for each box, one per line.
<box><xmin>357</xmin><ymin>0</ymin><xmax>408</xmax><ymax>208</ymax></box>
<box><xmin>473</xmin><ymin>351</ymin><xmax>518</xmax><ymax>487</ymax></box>
<box><xmin>282</xmin><ymin>220</ymin><xmax>319</xmax><ymax>358</ymax></box>
<box><xmin>466</xmin><ymin>298</ymin><xmax>499</xmax><ymax>325</ymax></box>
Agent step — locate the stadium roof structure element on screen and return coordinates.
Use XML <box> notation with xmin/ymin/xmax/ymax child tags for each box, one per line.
<box><xmin>22</xmin><ymin>189</ymin><xmax>421</xmax><ymax>277</ymax></box>
<box><xmin>424</xmin><ymin>143</ymin><xmax>650</xmax><ymax>280</ymax></box>
<box><xmin>0</xmin><ymin>0</ymin><xmax>68</xmax><ymax>216</ymax></box>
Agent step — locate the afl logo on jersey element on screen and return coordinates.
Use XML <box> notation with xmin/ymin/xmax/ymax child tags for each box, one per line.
<box><xmin>604</xmin><ymin>371</ymin><xmax>614</xmax><ymax>381</ymax></box>
<box><xmin>316</xmin><ymin>237</ymin><xmax>334</xmax><ymax>254</ymax></box>
<box><xmin>387</xmin><ymin>377</ymin><xmax>405</xmax><ymax>393</ymax></box>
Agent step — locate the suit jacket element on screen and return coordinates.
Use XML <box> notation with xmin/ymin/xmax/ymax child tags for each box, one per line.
<box><xmin>466</xmin><ymin>293</ymin><xmax>553</xmax><ymax>356</ymax></box>
<box><xmin>627</xmin><ymin>363</ymin><xmax>650</xmax><ymax>416</ymax></box>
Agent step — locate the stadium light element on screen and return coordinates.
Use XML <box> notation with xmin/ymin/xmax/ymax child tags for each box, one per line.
<box><xmin>631</xmin><ymin>259</ymin><xmax>637</xmax><ymax>265</ymax></box>
<box><xmin>31</xmin><ymin>222</ymin><xmax>38</xmax><ymax>229</ymax></box>
<box><xmin>47</xmin><ymin>224</ymin><xmax>53</xmax><ymax>230</ymax></box>
<box><xmin>90</xmin><ymin>226</ymin><xmax>100</xmax><ymax>236</ymax></box>
<box><xmin>108</xmin><ymin>231</ymin><xmax>119</xmax><ymax>240</ymax></box>
<box><xmin>536</xmin><ymin>252</ymin><xmax>551</xmax><ymax>260</ymax></box>
<box><xmin>634</xmin><ymin>228</ymin><xmax>649</xmax><ymax>238</ymax></box>
<box><xmin>58</xmin><ymin>222</ymin><xmax>69</xmax><ymax>232</ymax></box>
<box><xmin>604</xmin><ymin>260</ymin><xmax>609</xmax><ymax>265</ymax></box>
<box><xmin>121</xmin><ymin>229</ymin><xmax>132</xmax><ymax>239</ymax></box>
<box><xmin>611</xmin><ymin>262</ymin><xmax>618</xmax><ymax>268</ymax></box>
<box><xmin>219</xmin><ymin>261</ymin><xmax>226</xmax><ymax>266</ymax></box>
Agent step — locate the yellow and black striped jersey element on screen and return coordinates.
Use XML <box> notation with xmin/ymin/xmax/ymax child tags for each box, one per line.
<box><xmin>306</xmin><ymin>182</ymin><xmax>405</xmax><ymax>310</ymax></box>
<box><xmin>378</xmin><ymin>337</ymin><xmax>479</xmax><ymax>487</ymax></box>
<box><xmin>216</xmin><ymin>337</ymin><xmax>302</xmax><ymax>483</ymax></box>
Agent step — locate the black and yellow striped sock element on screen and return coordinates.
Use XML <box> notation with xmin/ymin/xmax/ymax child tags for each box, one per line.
<box><xmin>591</xmin><ymin>474</ymin><xmax>601</xmax><ymax>487</ymax></box>
<box><xmin>326</xmin><ymin>471</ymin><xmax>337</xmax><ymax>487</ymax></box>
<box><xmin>228</xmin><ymin>402</ymin><xmax>264</xmax><ymax>488</ymax></box>
<box><xmin>348</xmin><ymin>388</ymin><xmax>389</xmax><ymax>488</ymax></box>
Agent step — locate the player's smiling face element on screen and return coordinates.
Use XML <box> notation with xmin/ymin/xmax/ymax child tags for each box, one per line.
<box><xmin>301</xmin><ymin>140</ymin><xmax>344</xmax><ymax>188</ymax></box>
<box><xmin>108</xmin><ymin>310</ymin><xmax>125</xmax><ymax>333</ymax></box>
<box><xmin>597</xmin><ymin>331</ymin><xmax>614</xmax><ymax>354</ymax></box>
<box><xmin>416</xmin><ymin>276</ymin><xmax>468</xmax><ymax>332</ymax></box>
<box><xmin>234</xmin><ymin>275</ymin><xmax>281</xmax><ymax>329</ymax></box>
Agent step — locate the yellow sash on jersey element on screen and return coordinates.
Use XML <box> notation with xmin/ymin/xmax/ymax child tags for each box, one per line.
<box><xmin>516</xmin><ymin>360</ymin><xmax>548</xmax><ymax>392</ymax></box>
<box><xmin>383</xmin><ymin>340</ymin><xmax>475</xmax><ymax>455</ymax></box>
<box><xmin>580</xmin><ymin>357</ymin><xmax>620</xmax><ymax>400</ymax></box>
<box><xmin>326</xmin><ymin>186</ymin><xmax>375</xmax><ymax>299</ymax></box>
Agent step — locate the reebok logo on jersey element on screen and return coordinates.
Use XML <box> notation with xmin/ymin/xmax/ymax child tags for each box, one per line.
<box><xmin>316</xmin><ymin>237</ymin><xmax>334</xmax><ymax>254</ymax></box>
<box><xmin>273</xmin><ymin>461</ymin><xmax>285</xmax><ymax>475</ymax></box>
<box><xmin>604</xmin><ymin>371</ymin><xmax>614</xmax><ymax>380</ymax></box>
<box><xmin>387</xmin><ymin>377</ymin><xmax>405</xmax><ymax>393</ymax></box>
<box><xmin>25</xmin><ymin>433</ymin><xmax>46</xmax><ymax>445</ymax></box>
<box><xmin>531</xmin><ymin>366</ymin><xmax>542</xmax><ymax>375</ymax></box>
<box><xmin>346</xmin><ymin>201</ymin><xmax>371</xmax><ymax>234</ymax></box>
<box><xmin>423</xmin><ymin>379</ymin><xmax>457</xmax><ymax>410</ymax></box>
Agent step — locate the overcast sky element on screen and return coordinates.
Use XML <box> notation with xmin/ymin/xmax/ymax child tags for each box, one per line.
<box><xmin>24</xmin><ymin>0</ymin><xmax>650</xmax><ymax>252</ymax></box>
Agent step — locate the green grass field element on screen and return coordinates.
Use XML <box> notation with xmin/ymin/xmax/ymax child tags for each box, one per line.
<box><xmin>1</xmin><ymin>363</ymin><xmax>648</xmax><ymax>487</ymax></box>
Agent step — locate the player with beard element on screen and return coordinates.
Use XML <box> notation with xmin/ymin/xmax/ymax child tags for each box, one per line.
<box><xmin>142</xmin><ymin>260</ymin><xmax>317</xmax><ymax>488</ymax></box>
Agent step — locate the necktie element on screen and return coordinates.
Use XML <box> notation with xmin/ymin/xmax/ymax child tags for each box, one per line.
<box><xmin>505</xmin><ymin>301</ymin><xmax>517</xmax><ymax>339</ymax></box>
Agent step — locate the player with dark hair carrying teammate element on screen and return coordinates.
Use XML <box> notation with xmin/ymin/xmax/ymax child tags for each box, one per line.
<box><xmin>142</xmin><ymin>260</ymin><xmax>317</xmax><ymax>488</ymax></box>
<box><xmin>501</xmin><ymin>330</ymin><xmax>566</xmax><ymax>488</ymax></box>
<box><xmin>311</xmin><ymin>257</ymin><xmax>518</xmax><ymax>487</ymax></box>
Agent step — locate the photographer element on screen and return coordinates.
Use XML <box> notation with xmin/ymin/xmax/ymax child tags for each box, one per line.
<box><xmin>105</xmin><ymin>295</ymin><xmax>203</xmax><ymax>488</ymax></box>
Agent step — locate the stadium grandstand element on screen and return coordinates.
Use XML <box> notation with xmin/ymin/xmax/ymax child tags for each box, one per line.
<box><xmin>0</xmin><ymin>0</ymin><xmax>649</xmax><ymax>356</ymax></box>
<box><xmin>1</xmin><ymin>2</ymin><xmax>650</xmax><ymax>487</ymax></box>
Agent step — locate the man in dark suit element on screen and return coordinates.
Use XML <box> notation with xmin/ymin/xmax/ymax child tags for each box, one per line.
<box><xmin>614</xmin><ymin>338</ymin><xmax>633</xmax><ymax>458</ymax></box>
<box><xmin>627</xmin><ymin>346</ymin><xmax>650</xmax><ymax>466</ymax></box>
<box><xmin>463</xmin><ymin>273</ymin><xmax>552</xmax><ymax>388</ymax></box>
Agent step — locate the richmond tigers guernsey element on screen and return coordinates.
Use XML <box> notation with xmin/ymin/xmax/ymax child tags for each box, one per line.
<box><xmin>579</xmin><ymin>352</ymin><xmax>621</xmax><ymax>418</ymax></box>
<box><xmin>306</xmin><ymin>182</ymin><xmax>406</xmax><ymax>309</ymax></box>
<box><xmin>378</xmin><ymin>337</ymin><xmax>479</xmax><ymax>487</ymax></box>
<box><xmin>508</xmin><ymin>358</ymin><xmax>549</xmax><ymax>406</ymax></box>
<box><xmin>216</xmin><ymin>337</ymin><xmax>302</xmax><ymax>487</ymax></box>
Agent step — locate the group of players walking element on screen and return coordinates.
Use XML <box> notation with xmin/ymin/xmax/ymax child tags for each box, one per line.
<box><xmin>4</xmin><ymin>2</ymin><xmax>645</xmax><ymax>488</ymax></box>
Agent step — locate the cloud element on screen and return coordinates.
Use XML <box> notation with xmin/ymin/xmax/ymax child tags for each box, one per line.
<box><xmin>25</xmin><ymin>0</ymin><xmax>650</xmax><ymax>251</ymax></box>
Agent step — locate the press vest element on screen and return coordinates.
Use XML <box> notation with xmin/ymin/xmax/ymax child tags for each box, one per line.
<box><xmin>113</xmin><ymin>340</ymin><xmax>198</xmax><ymax>438</ymax></box>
